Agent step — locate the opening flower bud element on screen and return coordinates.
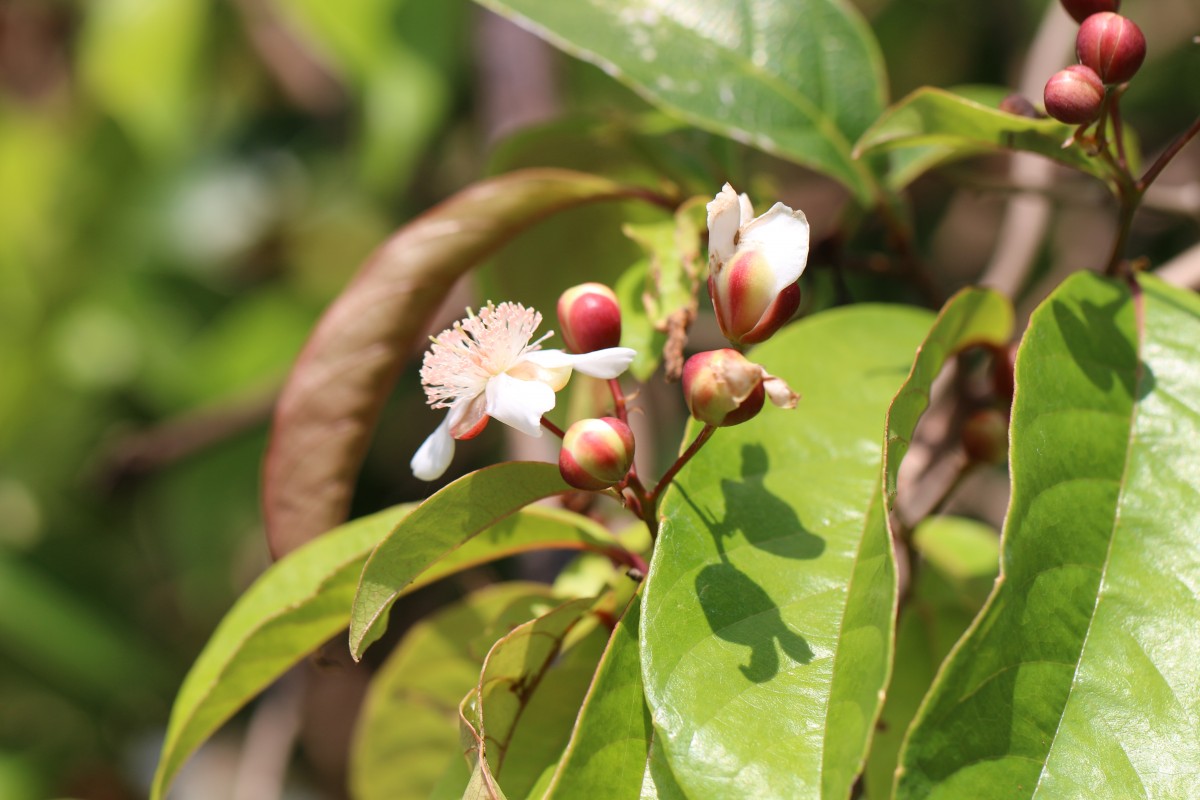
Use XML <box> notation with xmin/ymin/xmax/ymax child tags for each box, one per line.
<box><xmin>681</xmin><ymin>349</ymin><xmax>798</xmax><ymax>428</ymax></box>
<box><xmin>1059</xmin><ymin>0</ymin><xmax>1119</xmax><ymax>24</ymax></box>
<box><xmin>1076</xmin><ymin>12</ymin><xmax>1145</xmax><ymax>85</ymax></box>
<box><xmin>556</xmin><ymin>282</ymin><xmax>622</xmax><ymax>354</ymax></box>
<box><xmin>1044</xmin><ymin>65</ymin><xmax>1105</xmax><ymax>125</ymax></box>
<box><xmin>558</xmin><ymin>417</ymin><xmax>635</xmax><ymax>490</ymax></box>
<box><xmin>706</xmin><ymin>184</ymin><xmax>809</xmax><ymax>345</ymax></box>
<box><xmin>962</xmin><ymin>409</ymin><xmax>1009</xmax><ymax>465</ymax></box>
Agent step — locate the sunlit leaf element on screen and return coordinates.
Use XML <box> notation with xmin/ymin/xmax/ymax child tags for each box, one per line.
<box><xmin>855</xmin><ymin>87</ymin><xmax>1121</xmax><ymax>189</ymax></box>
<box><xmin>641</xmin><ymin>304</ymin><xmax>932</xmax><ymax>798</ymax></box>
<box><xmin>262</xmin><ymin>169</ymin><xmax>658</xmax><ymax>558</ymax></box>
<box><xmin>544</xmin><ymin>593</ymin><xmax>652</xmax><ymax>799</ymax></box>
<box><xmin>474</xmin><ymin>0</ymin><xmax>887</xmax><ymax>203</ymax></box>
<box><xmin>459</xmin><ymin>597</ymin><xmax>598</xmax><ymax>797</ymax></box>
<box><xmin>863</xmin><ymin>516</ymin><xmax>1000</xmax><ymax>799</ymax></box>
<box><xmin>896</xmin><ymin>272</ymin><xmax>1200</xmax><ymax>799</ymax></box>
<box><xmin>152</xmin><ymin>500</ymin><xmax>624</xmax><ymax>799</ymax></box>
<box><xmin>351</xmin><ymin>462</ymin><xmax>633</xmax><ymax>659</ymax></box>
<box><xmin>350</xmin><ymin>583</ymin><xmax>556</xmax><ymax>800</ymax></box>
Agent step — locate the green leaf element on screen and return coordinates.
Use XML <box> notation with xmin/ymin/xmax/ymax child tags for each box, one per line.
<box><xmin>855</xmin><ymin>87</ymin><xmax>1120</xmax><ymax>189</ymax></box>
<box><xmin>459</xmin><ymin>597</ymin><xmax>597</xmax><ymax>797</ymax></box>
<box><xmin>78</xmin><ymin>0</ymin><xmax>207</xmax><ymax>156</ymax></box>
<box><xmin>351</xmin><ymin>463</ymin><xmax>587</xmax><ymax>659</ymax></box>
<box><xmin>543</xmin><ymin>593</ymin><xmax>653</xmax><ymax>799</ymax></box>
<box><xmin>263</xmin><ymin>169</ymin><xmax>658</xmax><ymax>558</ymax></box>
<box><xmin>618</xmin><ymin>198</ymin><xmax>706</xmax><ymax>381</ymax></box>
<box><xmin>474</xmin><ymin>0</ymin><xmax>887</xmax><ymax>204</ymax></box>
<box><xmin>641</xmin><ymin>304</ymin><xmax>933</xmax><ymax>798</ymax></box>
<box><xmin>896</xmin><ymin>272</ymin><xmax>1200</xmax><ymax>799</ymax></box>
<box><xmin>152</xmin><ymin>500</ymin><xmax>623</xmax><ymax>800</ymax></box>
<box><xmin>884</xmin><ymin>288</ymin><xmax>1015</xmax><ymax>502</ymax></box>
<box><xmin>863</xmin><ymin>516</ymin><xmax>1000</xmax><ymax>799</ymax></box>
<box><xmin>350</xmin><ymin>583</ymin><xmax>557</xmax><ymax>800</ymax></box>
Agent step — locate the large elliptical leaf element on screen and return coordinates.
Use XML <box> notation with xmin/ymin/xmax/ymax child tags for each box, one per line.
<box><xmin>896</xmin><ymin>272</ymin><xmax>1200</xmax><ymax>798</ymax></box>
<box><xmin>641</xmin><ymin>305</ymin><xmax>932</xmax><ymax>798</ymax></box>
<box><xmin>855</xmin><ymin>88</ymin><xmax>1123</xmax><ymax>190</ymax></box>
<box><xmin>474</xmin><ymin>0</ymin><xmax>886</xmax><ymax>204</ymax></box>
<box><xmin>350</xmin><ymin>583</ymin><xmax>556</xmax><ymax>800</ymax></box>
<box><xmin>351</xmin><ymin>462</ymin><xmax>592</xmax><ymax>659</ymax></box>
<box><xmin>152</xmin><ymin>500</ymin><xmax>624</xmax><ymax>800</ymax></box>
<box><xmin>263</xmin><ymin>169</ymin><xmax>654</xmax><ymax>559</ymax></box>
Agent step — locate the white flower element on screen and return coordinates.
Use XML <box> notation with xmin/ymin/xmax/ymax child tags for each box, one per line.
<box><xmin>411</xmin><ymin>302</ymin><xmax>636</xmax><ymax>480</ymax></box>
<box><xmin>706</xmin><ymin>183</ymin><xmax>810</xmax><ymax>344</ymax></box>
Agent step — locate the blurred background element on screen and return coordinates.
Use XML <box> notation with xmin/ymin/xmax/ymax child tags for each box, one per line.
<box><xmin>0</xmin><ymin>0</ymin><xmax>1196</xmax><ymax>797</ymax></box>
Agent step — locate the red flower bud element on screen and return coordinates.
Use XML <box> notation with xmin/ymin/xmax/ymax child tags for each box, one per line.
<box><xmin>962</xmin><ymin>409</ymin><xmax>1009</xmax><ymax>465</ymax></box>
<box><xmin>1060</xmin><ymin>0</ymin><xmax>1119</xmax><ymax>24</ymax></box>
<box><xmin>1076</xmin><ymin>12</ymin><xmax>1146</xmax><ymax>85</ymax></box>
<box><xmin>1044</xmin><ymin>65</ymin><xmax>1105</xmax><ymax>125</ymax></box>
<box><xmin>556</xmin><ymin>283</ymin><xmax>622</xmax><ymax>353</ymax></box>
<box><xmin>558</xmin><ymin>417</ymin><xmax>635</xmax><ymax>490</ymax></box>
<box><xmin>681</xmin><ymin>349</ymin><xmax>798</xmax><ymax>428</ymax></box>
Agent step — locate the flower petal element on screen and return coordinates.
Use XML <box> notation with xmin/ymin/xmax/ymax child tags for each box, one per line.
<box><xmin>411</xmin><ymin>413</ymin><xmax>456</xmax><ymax>480</ymax></box>
<box><xmin>485</xmin><ymin>373</ymin><xmax>555</xmax><ymax>437</ymax></box>
<box><xmin>525</xmin><ymin>347</ymin><xmax>636</xmax><ymax>379</ymax></box>
<box><xmin>706</xmin><ymin>183</ymin><xmax>747</xmax><ymax>267</ymax></box>
<box><xmin>762</xmin><ymin>371</ymin><xmax>800</xmax><ymax>409</ymax></box>
<box><xmin>738</xmin><ymin>202</ymin><xmax>810</xmax><ymax>296</ymax></box>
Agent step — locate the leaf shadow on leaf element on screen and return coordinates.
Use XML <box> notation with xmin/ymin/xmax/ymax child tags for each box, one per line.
<box><xmin>1049</xmin><ymin>294</ymin><xmax>1154</xmax><ymax>399</ymax></box>
<box><xmin>677</xmin><ymin>443</ymin><xmax>822</xmax><ymax>683</ymax></box>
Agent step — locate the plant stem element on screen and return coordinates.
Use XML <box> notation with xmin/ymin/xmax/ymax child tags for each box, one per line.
<box><xmin>608</xmin><ymin>378</ymin><xmax>628</xmax><ymax>423</ymax></box>
<box><xmin>540</xmin><ymin>417</ymin><xmax>565</xmax><ymax>438</ymax></box>
<box><xmin>650</xmin><ymin>425</ymin><xmax>716</xmax><ymax>501</ymax></box>
<box><xmin>1138</xmin><ymin>113</ymin><xmax>1200</xmax><ymax>192</ymax></box>
<box><xmin>1110</xmin><ymin>91</ymin><xmax>1129</xmax><ymax>172</ymax></box>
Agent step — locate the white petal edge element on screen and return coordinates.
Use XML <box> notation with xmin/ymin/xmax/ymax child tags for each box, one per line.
<box><xmin>526</xmin><ymin>347</ymin><xmax>636</xmax><ymax>379</ymax></box>
<box><xmin>411</xmin><ymin>414</ymin><xmax>456</xmax><ymax>481</ymax></box>
<box><xmin>485</xmin><ymin>373</ymin><xmax>555</xmax><ymax>437</ymax></box>
<box><xmin>706</xmin><ymin>183</ymin><xmax>745</xmax><ymax>268</ymax></box>
<box><xmin>738</xmin><ymin>202</ymin><xmax>811</xmax><ymax>296</ymax></box>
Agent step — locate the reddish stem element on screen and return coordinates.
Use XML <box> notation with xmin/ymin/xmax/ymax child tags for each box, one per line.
<box><xmin>540</xmin><ymin>417</ymin><xmax>565</xmax><ymax>438</ymax></box>
<box><xmin>650</xmin><ymin>425</ymin><xmax>717</xmax><ymax>501</ymax></box>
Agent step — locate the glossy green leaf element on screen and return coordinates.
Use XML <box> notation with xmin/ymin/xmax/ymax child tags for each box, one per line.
<box><xmin>350</xmin><ymin>583</ymin><xmax>556</xmax><ymax>800</ymax></box>
<box><xmin>885</xmin><ymin>287</ymin><xmax>1015</xmax><ymax>502</ymax></box>
<box><xmin>474</xmin><ymin>0</ymin><xmax>887</xmax><ymax>203</ymax></box>
<box><xmin>855</xmin><ymin>87</ymin><xmax>1120</xmax><ymax>189</ymax></box>
<box><xmin>459</xmin><ymin>597</ymin><xmax>597</xmax><ymax>797</ymax></box>
<box><xmin>641</xmin><ymin>304</ymin><xmax>933</xmax><ymax>798</ymax></box>
<box><xmin>152</xmin><ymin>500</ymin><xmax>623</xmax><ymax>799</ymax></box>
<box><xmin>897</xmin><ymin>272</ymin><xmax>1200</xmax><ymax>798</ymax></box>
<box><xmin>618</xmin><ymin>198</ymin><xmax>706</xmax><ymax>381</ymax></box>
<box><xmin>263</xmin><ymin>169</ymin><xmax>655</xmax><ymax>558</ymax></box>
<box><xmin>544</xmin><ymin>593</ymin><xmax>652</xmax><ymax>799</ymax></box>
<box><xmin>863</xmin><ymin>516</ymin><xmax>1000</xmax><ymax>799</ymax></box>
<box><xmin>351</xmin><ymin>462</ymin><xmax>583</xmax><ymax>659</ymax></box>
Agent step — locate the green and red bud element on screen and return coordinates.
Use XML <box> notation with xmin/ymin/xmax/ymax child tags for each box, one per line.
<box><xmin>681</xmin><ymin>349</ymin><xmax>798</xmax><ymax>428</ymax></box>
<box><xmin>558</xmin><ymin>416</ymin><xmax>635</xmax><ymax>490</ymax></box>
<box><xmin>962</xmin><ymin>409</ymin><xmax>1010</xmax><ymax>465</ymax></box>
<box><xmin>1076</xmin><ymin>12</ymin><xmax>1145</xmax><ymax>85</ymax></box>
<box><xmin>1044</xmin><ymin>65</ymin><xmax>1105</xmax><ymax>125</ymax></box>
<box><xmin>1060</xmin><ymin>0</ymin><xmax>1119</xmax><ymax>24</ymax></box>
<box><xmin>556</xmin><ymin>282</ymin><xmax>622</xmax><ymax>354</ymax></box>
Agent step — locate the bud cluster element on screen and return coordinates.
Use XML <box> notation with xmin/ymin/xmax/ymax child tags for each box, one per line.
<box><xmin>1042</xmin><ymin>2</ymin><xmax>1146</xmax><ymax>126</ymax></box>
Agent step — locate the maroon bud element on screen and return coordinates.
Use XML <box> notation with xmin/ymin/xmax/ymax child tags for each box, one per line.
<box><xmin>1076</xmin><ymin>12</ymin><xmax>1146</xmax><ymax>85</ymax></box>
<box><xmin>558</xmin><ymin>417</ymin><xmax>635</xmax><ymax>490</ymax></box>
<box><xmin>557</xmin><ymin>283</ymin><xmax>622</xmax><ymax>353</ymax></box>
<box><xmin>962</xmin><ymin>409</ymin><xmax>1009</xmax><ymax>465</ymax></box>
<box><xmin>1060</xmin><ymin>0</ymin><xmax>1119</xmax><ymax>24</ymax></box>
<box><xmin>998</xmin><ymin>93</ymin><xmax>1041</xmax><ymax>119</ymax></box>
<box><xmin>1044</xmin><ymin>65</ymin><xmax>1105</xmax><ymax>124</ymax></box>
